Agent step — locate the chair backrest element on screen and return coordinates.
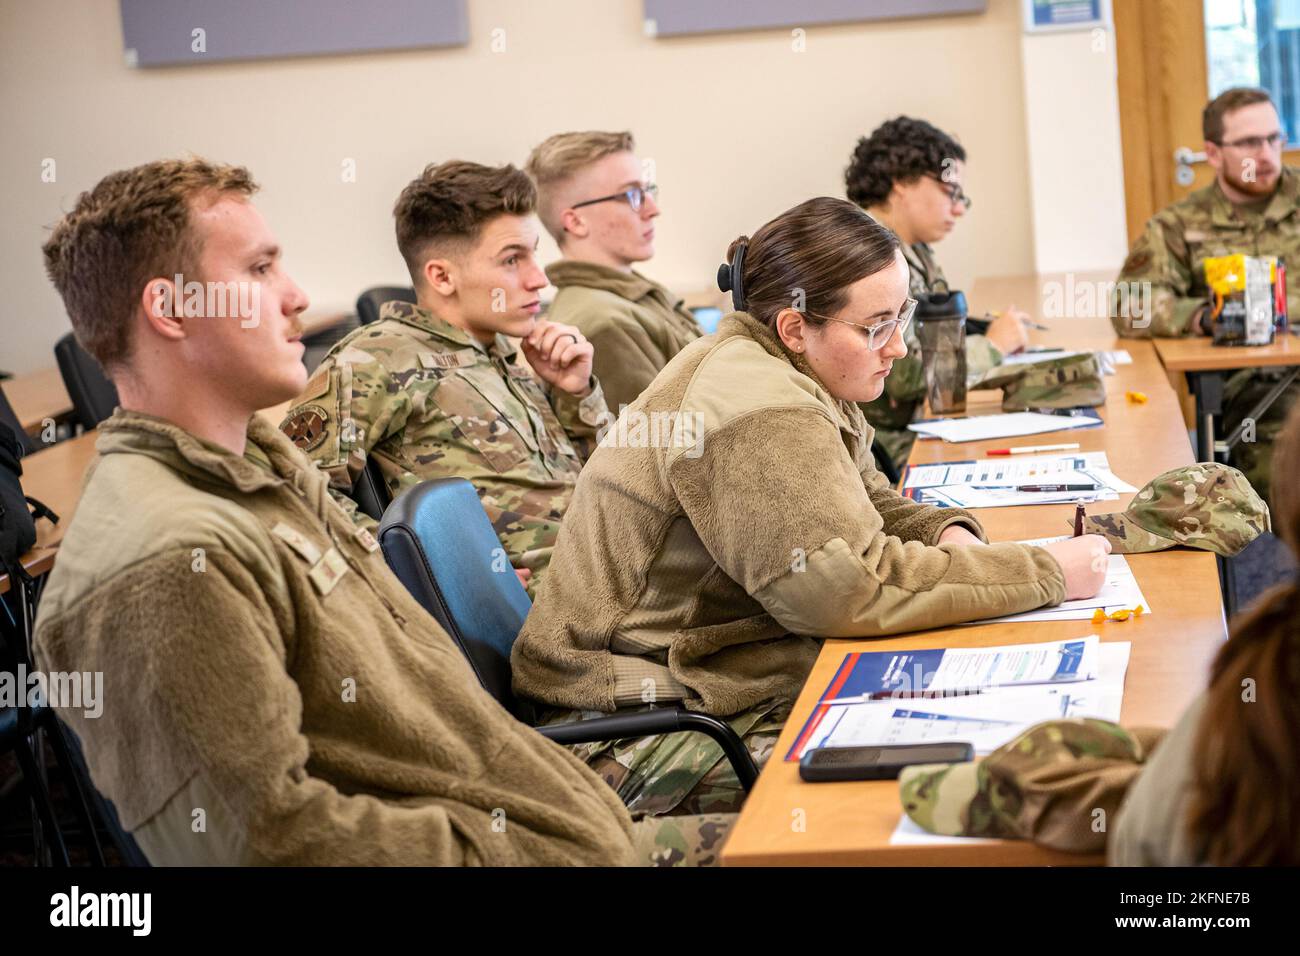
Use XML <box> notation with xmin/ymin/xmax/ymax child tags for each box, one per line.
<box><xmin>0</xmin><ymin>385</ymin><xmax>35</xmax><ymax>455</ymax></box>
<box><xmin>54</xmin><ymin>333</ymin><xmax>119</xmax><ymax>429</ymax></box>
<box><xmin>377</xmin><ymin>478</ymin><xmax>533</xmax><ymax>718</ymax></box>
<box><xmin>871</xmin><ymin>436</ymin><xmax>900</xmax><ymax>485</ymax></box>
<box><xmin>356</xmin><ymin>286</ymin><xmax>417</xmax><ymax>326</ymax></box>
<box><xmin>58</xmin><ymin>721</ymin><xmax>151</xmax><ymax>867</ymax></box>
<box><xmin>350</xmin><ymin>457</ymin><xmax>392</xmax><ymax>521</ymax></box>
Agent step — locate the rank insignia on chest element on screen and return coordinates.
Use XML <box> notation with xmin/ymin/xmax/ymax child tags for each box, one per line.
<box><xmin>355</xmin><ymin>527</ymin><xmax>381</xmax><ymax>553</ymax></box>
<box><xmin>308</xmin><ymin>547</ymin><xmax>350</xmax><ymax>595</ymax></box>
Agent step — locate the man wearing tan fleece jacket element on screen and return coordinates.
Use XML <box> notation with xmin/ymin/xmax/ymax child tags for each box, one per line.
<box><xmin>527</xmin><ymin>131</ymin><xmax>703</xmax><ymax>411</ymax></box>
<box><xmin>513</xmin><ymin>197</ymin><xmax>1110</xmax><ymax>816</ymax></box>
<box><xmin>33</xmin><ymin>157</ymin><xmax>728</xmax><ymax>866</ymax></box>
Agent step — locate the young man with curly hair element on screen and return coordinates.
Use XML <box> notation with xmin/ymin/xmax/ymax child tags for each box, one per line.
<box><xmin>845</xmin><ymin>116</ymin><xmax>1030</xmax><ymax>467</ymax></box>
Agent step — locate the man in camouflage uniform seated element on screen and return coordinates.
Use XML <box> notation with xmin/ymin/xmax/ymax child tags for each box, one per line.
<box><xmin>1112</xmin><ymin>87</ymin><xmax>1300</xmax><ymax>502</ymax></box>
<box><xmin>283</xmin><ymin>161</ymin><xmax>609</xmax><ymax>593</ymax></box>
<box><xmin>844</xmin><ymin>116</ymin><xmax>1032</xmax><ymax>469</ymax></box>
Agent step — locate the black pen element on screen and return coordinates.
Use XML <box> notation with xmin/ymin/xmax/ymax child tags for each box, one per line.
<box><xmin>859</xmin><ymin>688</ymin><xmax>985</xmax><ymax>701</ymax></box>
<box><xmin>970</xmin><ymin>483</ymin><xmax>1100</xmax><ymax>493</ymax></box>
<box><xmin>1017</xmin><ymin>483</ymin><xmax>1098</xmax><ymax>493</ymax></box>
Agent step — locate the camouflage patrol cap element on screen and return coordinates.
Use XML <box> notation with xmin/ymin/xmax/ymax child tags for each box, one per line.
<box><xmin>899</xmin><ymin>719</ymin><xmax>1161</xmax><ymax>853</ymax></box>
<box><xmin>1081</xmin><ymin>462</ymin><xmax>1270</xmax><ymax>557</ymax></box>
<box><xmin>973</xmin><ymin>351</ymin><xmax>1106</xmax><ymax>411</ymax></box>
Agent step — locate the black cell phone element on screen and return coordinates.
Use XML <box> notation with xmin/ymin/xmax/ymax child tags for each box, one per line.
<box><xmin>798</xmin><ymin>742</ymin><xmax>974</xmax><ymax>782</ymax></box>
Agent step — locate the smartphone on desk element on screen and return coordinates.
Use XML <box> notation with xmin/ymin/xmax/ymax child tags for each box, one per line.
<box><xmin>798</xmin><ymin>742</ymin><xmax>974</xmax><ymax>782</ymax></box>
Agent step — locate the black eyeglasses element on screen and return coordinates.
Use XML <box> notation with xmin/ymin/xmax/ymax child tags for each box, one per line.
<box><xmin>571</xmin><ymin>183</ymin><xmax>659</xmax><ymax>212</ymax></box>
<box><xmin>1218</xmin><ymin>131</ymin><xmax>1287</xmax><ymax>151</ymax></box>
<box><xmin>925</xmin><ymin>174</ymin><xmax>971</xmax><ymax>210</ymax></box>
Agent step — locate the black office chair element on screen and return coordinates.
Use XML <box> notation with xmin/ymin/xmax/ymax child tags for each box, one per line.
<box><xmin>0</xmin><ymin>677</ymin><xmax>108</xmax><ymax>865</ymax></box>
<box><xmin>58</xmin><ymin>721</ymin><xmax>150</xmax><ymax>867</ymax></box>
<box><xmin>0</xmin><ymin>385</ymin><xmax>36</xmax><ymax>455</ymax></box>
<box><xmin>871</xmin><ymin>437</ymin><xmax>900</xmax><ymax>486</ymax></box>
<box><xmin>54</xmin><ymin>333</ymin><xmax>118</xmax><ymax>429</ymax></box>
<box><xmin>376</xmin><ymin>477</ymin><xmax>759</xmax><ymax>790</ymax></box>
<box><xmin>356</xmin><ymin>286</ymin><xmax>417</xmax><ymax>326</ymax></box>
<box><xmin>0</xmin><ymin>705</ymin><xmax>72</xmax><ymax>865</ymax></box>
<box><xmin>350</xmin><ymin>457</ymin><xmax>392</xmax><ymax>522</ymax></box>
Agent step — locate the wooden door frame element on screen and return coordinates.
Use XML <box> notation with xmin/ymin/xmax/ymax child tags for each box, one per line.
<box><xmin>1114</xmin><ymin>0</ymin><xmax>1209</xmax><ymax>244</ymax></box>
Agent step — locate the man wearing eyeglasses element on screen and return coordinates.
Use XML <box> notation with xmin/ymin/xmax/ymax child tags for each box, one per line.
<box><xmin>845</xmin><ymin>116</ymin><xmax>1031</xmax><ymax>469</ymax></box>
<box><xmin>1114</xmin><ymin>87</ymin><xmax>1300</xmax><ymax>499</ymax></box>
<box><xmin>1115</xmin><ymin>87</ymin><xmax>1299</xmax><ymax>339</ymax></box>
<box><xmin>527</xmin><ymin>131</ymin><xmax>704</xmax><ymax>412</ymax></box>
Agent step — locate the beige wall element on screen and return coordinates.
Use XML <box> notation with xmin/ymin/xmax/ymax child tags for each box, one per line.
<box><xmin>1020</xmin><ymin>24</ymin><xmax>1128</xmax><ymax>274</ymax></box>
<box><xmin>1</xmin><ymin>0</ymin><xmax>1041</xmax><ymax>375</ymax></box>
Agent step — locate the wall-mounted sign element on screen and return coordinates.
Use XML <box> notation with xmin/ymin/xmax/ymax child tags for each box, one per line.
<box><xmin>643</xmin><ymin>0</ymin><xmax>986</xmax><ymax>39</ymax></box>
<box><xmin>120</xmin><ymin>0</ymin><xmax>468</xmax><ymax>68</ymax></box>
<box><xmin>1023</xmin><ymin>0</ymin><xmax>1112</xmax><ymax>34</ymax></box>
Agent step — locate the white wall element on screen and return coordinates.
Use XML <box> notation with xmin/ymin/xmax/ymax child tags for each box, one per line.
<box><xmin>1019</xmin><ymin>22</ymin><xmax>1130</xmax><ymax>274</ymax></box>
<box><xmin>0</xmin><ymin>0</ymin><xmax>1125</xmax><ymax>375</ymax></box>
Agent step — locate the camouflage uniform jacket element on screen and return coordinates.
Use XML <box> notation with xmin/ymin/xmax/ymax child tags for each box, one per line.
<box><xmin>1112</xmin><ymin>166</ymin><xmax>1300</xmax><ymax>337</ymax></box>
<box><xmin>281</xmin><ymin>300</ymin><xmax>609</xmax><ymax>586</ymax></box>
<box><xmin>545</xmin><ymin>259</ymin><xmax>704</xmax><ymax>413</ymax></box>
<box><xmin>861</xmin><ymin>240</ymin><xmax>1003</xmax><ymax>468</ymax></box>
<box><xmin>1111</xmin><ymin>168</ymin><xmax>1300</xmax><ymax>499</ymax></box>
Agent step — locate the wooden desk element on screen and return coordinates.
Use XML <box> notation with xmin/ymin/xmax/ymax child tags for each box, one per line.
<box><xmin>1154</xmin><ymin>334</ymin><xmax>1300</xmax><ymax>463</ymax></box>
<box><xmin>0</xmin><ymin>430</ymin><xmax>99</xmax><ymax>596</ymax></box>
<box><xmin>721</xmin><ymin>273</ymin><xmax>1224</xmax><ymax>866</ymax></box>
<box><xmin>3</xmin><ymin>367</ymin><xmax>73</xmax><ymax>435</ymax></box>
<box><xmin>1155</xmin><ymin>333</ymin><xmax>1300</xmax><ymax>373</ymax></box>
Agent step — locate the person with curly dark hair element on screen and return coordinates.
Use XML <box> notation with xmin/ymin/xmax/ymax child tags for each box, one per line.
<box><xmin>845</xmin><ymin>116</ymin><xmax>1030</xmax><ymax>467</ymax></box>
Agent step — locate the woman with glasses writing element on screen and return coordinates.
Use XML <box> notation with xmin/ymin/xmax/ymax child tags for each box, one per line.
<box><xmin>510</xmin><ymin>197</ymin><xmax>1110</xmax><ymax>817</ymax></box>
<box><xmin>845</xmin><ymin>116</ymin><xmax>1031</xmax><ymax>468</ymax></box>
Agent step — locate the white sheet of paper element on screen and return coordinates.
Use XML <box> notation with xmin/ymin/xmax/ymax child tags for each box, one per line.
<box><xmin>891</xmin><ymin>814</ymin><xmax>998</xmax><ymax>846</ymax></box>
<box><xmin>800</xmin><ymin>643</ymin><xmax>1131</xmax><ymax>759</ymax></box>
<box><xmin>995</xmin><ymin>349</ymin><xmax>1130</xmax><ymax>375</ymax></box>
<box><xmin>966</xmin><ymin>539</ymin><xmax>1150</xmax><ymax>623</ymax></box>
<box><xmin>884</xmin><ymin>643</ymin><xmax>1133</xmax><ymax>845</ymax></box>
<box><xmin>903</xmin><ymin>452</ymin><xmax>1122</xmax><ymax>490</ymax></box>
<box><xmin>998</xmin><ymin>350</ymin><xmax>1088</xmax><ymax>367</ymax></box>
<box><xmin>922</xmin><ymin>485</ymin><xmax>1118</xmax><ymax>509</ymax></box>
<box><xmin>908</xmin><ymin>412</ymin><xmax>1102</xmax><ymax>443</ymax></box>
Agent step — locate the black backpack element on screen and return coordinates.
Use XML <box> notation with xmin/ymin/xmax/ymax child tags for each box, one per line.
<box><xmin>0</xmin><ymin>421</ymin><xmax>58</xmax><ymax>587</ymax></box>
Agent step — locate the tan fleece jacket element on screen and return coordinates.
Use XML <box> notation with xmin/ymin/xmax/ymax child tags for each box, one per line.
<box><xmin>512</xmin><ymin>313</ymin><xmax>1067</xmax><ymax>716</ymax></box>
<box><xmin>34</xmin><ymin>411</ymin><xmax>634</xmax><ymax>866</ymax></box>
<box><xmin>545</xmin><ymin>259</ymin><xmax>703</xmax><ymax>412</ymax></box>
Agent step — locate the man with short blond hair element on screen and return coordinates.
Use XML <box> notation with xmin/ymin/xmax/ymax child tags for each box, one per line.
<box><xmin>527</xmin><ymin>131</ymin><xmax>702</xmax><ymax>412</ymax></box>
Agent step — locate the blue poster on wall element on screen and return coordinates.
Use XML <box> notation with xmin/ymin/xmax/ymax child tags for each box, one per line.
<box><xmin>1024</xmin><ymin>0</ymin><xmax>1110</xmax><ymax>33</ymax></box>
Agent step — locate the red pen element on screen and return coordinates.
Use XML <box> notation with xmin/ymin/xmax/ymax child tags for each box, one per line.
<box><xmin>987</xmin><ymin>442</ymin><xmax>1081</xmax><ymax>456</ymax></box>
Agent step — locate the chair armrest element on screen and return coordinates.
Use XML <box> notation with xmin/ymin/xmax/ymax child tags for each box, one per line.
<box><xmin>536</xmin><ymin>707</ymin><xmax>759</xmax><ymax>791</ymax></box>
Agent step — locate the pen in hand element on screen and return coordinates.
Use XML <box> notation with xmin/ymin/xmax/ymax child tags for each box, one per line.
<box><xmin>1073</xmin><ymin>499</ymin><xmax>1086</xmax><ymax>537</ymax></box>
